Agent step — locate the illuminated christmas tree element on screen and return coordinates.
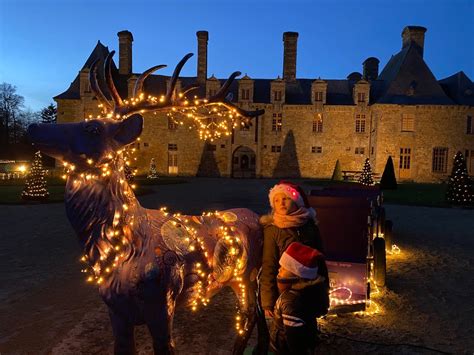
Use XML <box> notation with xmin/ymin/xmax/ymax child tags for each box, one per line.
<box><xmin>21</xmin><ymin>151</ymin><xmax>49</xmax><ymax>201</ymax></box>
<box><xmin>359</xmin><ymin>158</ymin><xmax>374</xmax><ymax>185</ymax></box>
<box><xmin>446</xmin><ymin>151</ymin><xmax>473</xmax><ymax>205</ymax></box>
<box><xmin>147</xmin><ymin>158</ymin><xmax>159</xmax><ymax>179</ymax></box>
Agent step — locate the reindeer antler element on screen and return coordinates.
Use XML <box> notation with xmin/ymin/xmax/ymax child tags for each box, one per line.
<box><xmin>89</xmin><ymin>51</ymin><xmax>264</xmax><ymax>121</ymax></box>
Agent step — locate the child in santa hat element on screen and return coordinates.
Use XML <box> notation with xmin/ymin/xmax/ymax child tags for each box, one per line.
<box><xmin>260</xmin><ymin>181</ymin><xmax>326</xmax><ymax>319</ymax></box>
<box><xmin>270</xmin><ymin>242</ymin><xmax>329</xmax><ymax>355</ymax></box>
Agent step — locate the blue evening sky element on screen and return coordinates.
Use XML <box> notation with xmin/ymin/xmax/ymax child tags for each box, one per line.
<box><xmin>0</xmin><ymin>0</ymin><xmax>473</xmax><ymax>111</ymax></box>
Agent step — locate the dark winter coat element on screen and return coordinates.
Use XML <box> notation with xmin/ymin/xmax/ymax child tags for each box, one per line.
<box><xmin>270</xmin><ymin>276</ymin><xmax>328</xmax><ymax>355</ymax></box>
<box><xmin>260</xmin><ymin>216</ymin><xmax>325</xmax><ymax>310</ymax></box>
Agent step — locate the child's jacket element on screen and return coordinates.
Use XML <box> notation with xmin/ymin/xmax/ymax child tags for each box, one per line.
<box><xmin>270</xmin><ymin>277</ymin><xmax>328</xmax><ymax>354</ymax></box>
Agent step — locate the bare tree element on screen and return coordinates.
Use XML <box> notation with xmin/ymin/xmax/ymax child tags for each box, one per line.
<box><xmin>0</xmin><ymin>83</ymin><xmax>25</xmax><ymax>146</ymax></box>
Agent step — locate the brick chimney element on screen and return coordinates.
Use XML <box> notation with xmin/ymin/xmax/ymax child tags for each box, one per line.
<box><xmin>283</xmin><ymin>32</ymin><xmax>298</xmax><ymax>82</ymax></box>
<box><xmin>362</xmin><ymin>57</ymin><xmax>380</xmax><ymax>80</ymax></box>
<box><xmin>117</xmin><ymin>30</ymin><xmax>133</xmax><ymax>75</ymax></box>
<box><xmin>196</xmin><ymin>31</ymin><xmax>209</xmax><ymax>86</ymax></box>
<box><xmin>402</xmin><ymin>26</ymin><xmax>427</xmax><ymax>57</ymax></box>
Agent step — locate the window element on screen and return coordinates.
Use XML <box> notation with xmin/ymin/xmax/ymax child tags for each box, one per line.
<box><xmin>271</xmin><ymin>145</ymin><xmax>282</xmax><ymax>153</ymax></box>
<box><xmin>315</xmin><ymin>91</ymin><xmax>323</xmax><ymax>102</ymax></box>
<box><xmin>467</xmin><ymin>116</ymin><xmax>474</xmax><ymax>134</ymax></box>
<box><xmin>168</xmin><ymin>152</ymin><xmax>178</xmax><ymax>174</ymax></box>
<box><xmin>241</xmin><ymin>89</ymin><xmax>250</xmax><ymax>100</ymax></box>
<box><xmin>402</xmin><ymin>114</ymin><xmax>415</xmax><ymax>132</ymax></box>
<box><xmin>355</xmin><ymin>114</ymin><xmax>366</xmax><ymax>133</ymax></box>
<box><xmin>371</xmin><ymin>147</ymin><xmax>374</xmax><ymax>155</ymax></box>
<box><xmin>432</xmin><ymin>147</ymin><xmax>448</xmax><ymax>173</ymax></box>
<box><xmin>357</xmin><ymin>92</ymin><xmax>366</xmax><ymax>102</ymax></box>
<box><xmin>274</xmin><ymin>90</ymin><xmax>282</xmax><ymax>102</ymax></box>
<box><xmin>168</xmin><ymin>117</ymin><xmax>178</xmax><ymax>130</ymax></box>
<box><xmin>355</xmin><ymin>147</ymin><xmax>365</xmax><ymax>155</ymax></box>
<box><xmin>144</xmin><ymin>142</ymin><xmax>149</xmax><ymax>147</ymax></box>
<box><xmin>311</xmin><ymin>146</ymin><xmax>322</xmax><ymax>153</ymax></box>
<box><xmin>207</xmin><ymin>144</ymin><xmax>216</xmax><ymax>151</ymax></box>
<box><xmin>312</xmin><ymin>114</ymin><xmax>323</xmax><ymax>133</ymax></box>
<box><xmin>168</xmin><ymin>143</ymin><xmax>178</xmax><ymax>151</ymax></box>
<box><xmin>399</xmin><ymin>148</ymin><xmax>411</xmax><ymax>169</ymax></box>
<box><xmin>221</xmin><ymin>144</ymin><xmax>226</xmax><ymax>149</ymax></box>
<box><xmin>208</xmin><ymin>89</ymin><xmax>217</xmax><ymax>97</ymax></box>
<box><xmin>272</xmin><ymin>113</ymin><xmax>282</xmax><ymax>132</ymax></box>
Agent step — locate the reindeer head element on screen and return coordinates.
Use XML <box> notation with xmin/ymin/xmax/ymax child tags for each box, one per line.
<box><xmin>27</xmin><ymin>115</ymin><xmax>143</xmax><ymax>171</ymax></box>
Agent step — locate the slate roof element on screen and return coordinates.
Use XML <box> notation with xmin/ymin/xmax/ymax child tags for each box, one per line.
<box><xmin>55</xmin><ymin>40</ymin><xmax>471</xmax><ymax>107</ymax></box>
<box><xmin>439</xmin><ymin>71</ymin><xmax>474</xmax><ymax>106</ymax></box>
<box><xmin>376</xmin><ymin>44</ymin><xmax>454</xmax><ymax>105</ymax></box>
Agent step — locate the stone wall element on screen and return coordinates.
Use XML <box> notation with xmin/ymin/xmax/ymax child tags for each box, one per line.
<box><xmin>56</xmin><ymin>97</ymin><xmax>474</xmax><ymax>182</ymax></box>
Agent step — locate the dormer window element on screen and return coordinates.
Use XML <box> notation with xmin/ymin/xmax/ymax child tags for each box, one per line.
<box><xmin>357</xmin><ymin>92</ymin><xmax>366</xmax><ymax>102</ymax></box>
<box><xmin>315</xmin><ymin>92</ymin><xmax>323</xmax><ymax>102</ymax></box>
<box><xmin>241</xmin><ymin>89</ymin><xmax>250</xmax><ymax>100</ymax></box>
<box><xmin>274</xmin><ymin>91</ymin><xmax>282</xmax><ymax>102</ymax></box>
<box><xmin>208</xmin><ymin>89</ymin><xmax>217</xmax><ymax>97</ymax></box>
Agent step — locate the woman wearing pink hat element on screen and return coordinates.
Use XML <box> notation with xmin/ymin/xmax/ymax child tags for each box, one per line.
<box><xmin>259</xmin><ymin>181</ymin><xmax>328</xmax><ymax>320</ymax></box>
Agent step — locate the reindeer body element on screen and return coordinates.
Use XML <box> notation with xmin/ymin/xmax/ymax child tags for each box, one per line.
<box><xmin>28</xmin><ymin>116</ymin><xmax>266</xmax><ymax>354</ymax></box>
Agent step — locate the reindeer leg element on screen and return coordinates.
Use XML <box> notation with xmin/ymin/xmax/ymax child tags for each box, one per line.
<box><xmin>230</xmin><ymin>281</ymin><xmax>258</xmax><ymax>355</ymax></box>
<box><xmin>108</xmin><ymin>308</ymin><xmax>136</xmax><ymax>355</ymax></box>
<box><xmin>144</xmin><ymin>298</ymin><xmax>176</xmax><ymax>355</ymax></box>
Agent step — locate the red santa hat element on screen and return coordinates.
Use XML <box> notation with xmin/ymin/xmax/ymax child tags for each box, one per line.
<box><xmin>279</xmin><ymin>242</ymin><xmax>323</xmax><ymax>279</ymax></box>
<box><xmin>269</xmin><ymin>181</ymin><xmax>310</xmax><ymax>209</ymax></box>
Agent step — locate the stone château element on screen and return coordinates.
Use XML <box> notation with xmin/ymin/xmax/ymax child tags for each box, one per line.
<box><xmin>55</xmin><ymin>26</ymin><xmax>474</xmax><ymax>182</ymax></box>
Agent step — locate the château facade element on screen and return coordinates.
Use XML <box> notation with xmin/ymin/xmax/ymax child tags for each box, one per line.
<box><xmin>54</xmin><ymin>26</ymin><xmax>474</xmax><ymax>182</ymax></box>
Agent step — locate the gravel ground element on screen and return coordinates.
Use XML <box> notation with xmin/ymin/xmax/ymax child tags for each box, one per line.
<box><xmin>0</xmin><ymin>178</ymin><xmax>473</xmax><ymax>354</ymax></box>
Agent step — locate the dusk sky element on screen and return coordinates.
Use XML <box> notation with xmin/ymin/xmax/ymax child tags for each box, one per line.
<box><xmin>0</xmin><ymin>0</ymin><xmax>473</xmax><ymax>111</ymax></box>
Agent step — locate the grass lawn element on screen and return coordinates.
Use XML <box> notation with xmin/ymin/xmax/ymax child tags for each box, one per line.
<box><xmin>0</xmin><ymin>176</ymin><xmax>187</xmax><ymax>204</ymax></box>
<box><xmin>304</xmin><ymin>180</ymin><xmax>472</xmax><ymax>208</ymax></box>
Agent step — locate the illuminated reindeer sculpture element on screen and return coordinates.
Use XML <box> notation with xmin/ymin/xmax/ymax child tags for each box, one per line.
<box><xmin>28</xmin><ymin>52</ymin><xmax>268</xmax><ymax>354</ymax></box>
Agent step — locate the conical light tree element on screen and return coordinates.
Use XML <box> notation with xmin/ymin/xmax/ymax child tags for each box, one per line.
<box><xmin>331</xmin><ymin>159</ymin><xmax>343</xmax><ymax>181</ymax></box>
<box><xmin>359</xmin><ymin>158</ymin><xmax>374</xmax><ymax>186</ymax></box>
<box><xmin>380</xmin><ymin>156</ymin><xmax>397</xmax><ymax>190</ymax></box>
<box><xmin>21</xmin><ymin>151</ymin><xmax>49</xmax><ymax>201</ymax></box>
<box><xmin>446</xmin><ymin>151</ymin><xmax>473</xmax><ymax>205</ymax></box>
<box><xmin>147</xmin><ymin>158</ymin><xmax>159</xmax><ymax>179</ymax></box>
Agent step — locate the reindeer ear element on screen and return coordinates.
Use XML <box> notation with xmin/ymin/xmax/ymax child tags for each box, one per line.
<box><xmin>114</xmin><ymin>114</ymin><xmax>143</xmax><ymax>146</ymax></box>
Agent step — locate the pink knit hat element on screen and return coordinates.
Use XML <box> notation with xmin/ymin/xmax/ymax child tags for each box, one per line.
<box><xmin>279</xmin><ymin>242</ymin><xmax>323</xmax><ymax>279</ymax></box>
<box><xmin>268</xmin><ymin>181</ymin><xmax>310</xmax><ymax>209</ymax></box>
